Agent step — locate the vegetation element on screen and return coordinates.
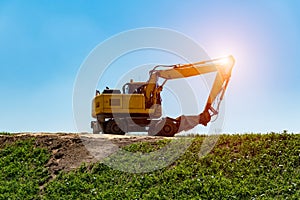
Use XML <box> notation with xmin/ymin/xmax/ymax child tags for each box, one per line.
<box><xmin>0</xmin><ymin>139</ymin><xmax>50</xmax><ymax>199</ymax></box>
<box><xmin>0</xmin><ymin>132</ymin><xmax>12</xmax><ymax>135</ymax></box>
<box><xmin>0</xmin><ymin>133</ymin><xmax>299</xmax><ymax>199</ymax></box>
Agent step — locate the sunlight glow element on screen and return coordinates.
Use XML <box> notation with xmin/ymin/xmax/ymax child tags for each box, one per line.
<box><xmin>215</xmin><ymin>56</ymin><xmax>235</xmax><ymax>69</ymax></box>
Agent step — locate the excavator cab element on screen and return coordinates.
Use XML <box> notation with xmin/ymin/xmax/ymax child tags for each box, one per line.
<box><xmin>122</xmin><ymin>81</ymin><xmax>146</xmax><ymax>94</ymax></box>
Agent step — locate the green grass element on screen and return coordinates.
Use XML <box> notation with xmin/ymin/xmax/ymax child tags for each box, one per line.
<box><xmin>0</xmin><ymin>133</ymin><xmax>299</xmax><ymax>199</ymax></box>
<box><xmin>0</xmin><ymin>139</ymin><xmax>50</xmax><ymax>199</ymax></box>
<box><xmin>43</xmin><ymin>133</ymin><xmax>300</xmax><ymax>199</ymax></box>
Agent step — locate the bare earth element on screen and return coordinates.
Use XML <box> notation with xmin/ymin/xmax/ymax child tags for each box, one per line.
<box><xmin>0</xmin><ymin>133</ymin><xmax>168</xmax><ymax>177</ymax></box>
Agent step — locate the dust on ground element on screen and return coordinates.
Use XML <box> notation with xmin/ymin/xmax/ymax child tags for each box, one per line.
<box><xmin>0</xmin><ymin>133</ymin><xmax>169</xmax><ymax>177</ymax></box>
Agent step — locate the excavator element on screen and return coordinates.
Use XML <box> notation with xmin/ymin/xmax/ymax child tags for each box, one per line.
<box><xmin>91</xmin><ymin>55</ymin><xmax>235</xmax><ymax>137</ymax></box>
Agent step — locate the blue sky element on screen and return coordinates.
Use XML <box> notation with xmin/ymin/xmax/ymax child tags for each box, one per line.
<box><xmin>0</xmin><ymin>0</ymin><xmax>299</xmax><ymax>133</ymax></box>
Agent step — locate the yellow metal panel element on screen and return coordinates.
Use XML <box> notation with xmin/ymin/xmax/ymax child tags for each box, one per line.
<box><xmin>102</xmin><ymin>108</ymin><xmax>153</xmax><ymax>114</ymax></box>
<box><xmin>122</xmin><ymin>94</ymin><xmax>145</xmax><ymax>109</ymax></box>
<box><xmin>92</xmin><ymin>93</ymin><xmax>162</xmax><ymax>117</ymax></box>
<box><xmin>102</xmin><ymin>94</ymin><xmax>122</xmax><ymax>109</ymax></box>
<box><xmin>92</xmin><ymin>95</ymin><xmax>104</xmax><ymax>117</ymax></box>
<box><xmin>92</xmin><ymin>94</ymin><xmax>149</xmax><ymax>116</ymax></box>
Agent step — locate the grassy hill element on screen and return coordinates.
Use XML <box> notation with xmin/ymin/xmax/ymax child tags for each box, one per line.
<box><xmin>0</xmin><ymin>133</ymin><xmax>299</xmax><ymax>199</ymax></box>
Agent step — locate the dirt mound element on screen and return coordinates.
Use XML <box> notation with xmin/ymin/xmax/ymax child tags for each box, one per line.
<box><xmin>0</xmin><ymin>133</ymin><xmax>167</xmax><ymax>177</ymax></box>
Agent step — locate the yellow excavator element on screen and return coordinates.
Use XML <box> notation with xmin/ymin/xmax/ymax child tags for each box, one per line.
<box><xmin>91</xmin><ymin>55</ymin><xmax>235</xmax><ymax>136</ymax></box>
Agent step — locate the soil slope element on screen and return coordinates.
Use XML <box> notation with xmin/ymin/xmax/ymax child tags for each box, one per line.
<box><xmin>0</xmin><ymin>133</ymin><xmax>167</xmax><ymax>176</ymax></box>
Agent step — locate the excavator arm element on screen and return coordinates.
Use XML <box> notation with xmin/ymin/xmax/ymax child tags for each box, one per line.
<box><xmin>145</xmin><ymin>55</ymin><xmax>235</xmax><ymax>135</ymax></box>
